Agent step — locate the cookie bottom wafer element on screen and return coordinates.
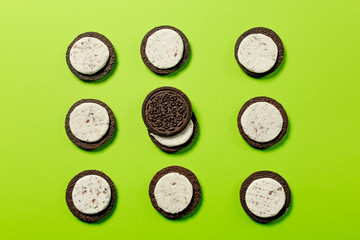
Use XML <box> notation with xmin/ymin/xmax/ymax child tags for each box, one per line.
<box><xmin>149</xmin><ymin>166</ymin><xmax>201</xmax><ymax>219</ymax></box>
<box><xmin>66</xmin><ymin>170</ymin><xmax>116</xmax><ymax>223</ymax></box>
<box><xmin>240</xmin><ymin>171</ymin><xmax>291</xmax><ymax>223</ymax></box>
<box><xmin>140</xmin><ymin>26</ymin><xmax>190</xmax><ymax>75</ymax></box>
<box><xmin>66</xmin><ymin>32</ymin><xmax>116</xmax><ymax>81</ymax></box>
<box><xmin>235</xmin><ymin>27</ymin><xmax>284</xmax><ymax>78</ymax></box>
<box><xmin>65</xmin><ymin>99</ymin><xmax>116</xmax><ymax>150</ymax></box>
<box><xmin>237</xmin><ymin>96</ymin><xmax>288</xmax><ymax>149</ymax></box>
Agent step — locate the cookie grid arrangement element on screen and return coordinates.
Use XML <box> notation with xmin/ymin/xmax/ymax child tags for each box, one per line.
<box><xmin>64</xmin><ymin>26</ymin><xmax>291</xmax><ymax>223</ymax></box>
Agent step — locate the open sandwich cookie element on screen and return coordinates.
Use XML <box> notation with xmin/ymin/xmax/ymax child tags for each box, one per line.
<box><xmin>142</xmin><ymin>86</ymin><xmax>198</xmax><ymax>153</ymax></box>
<box><xmin>66</xmin><ymin>32</ymin><xmax>116</xmax><ymax>81</ymax></box>
<box><xmin>149</xmin><ymin>166</ymin><xmax>201</xmax><ymax>219</ymax></box>
<box><xmin>66</xmin><ymin>170</ymin><xmax>116</xmax><ymax>223</ymax></box>
<box><xmin>240</xmin><ymin>171</ymin><xmax>291</xmax><ymax>223</ymax></box>
<box><xmin>65</xmin><ymin>99</ymin><xmax>116</xmax><ymax>150</ymax></box>
<box><xmin>237</xmin><ymin>96</ymin><xmax>288</xmax><ymax>149</ymax></box>
<box><xmin>235</xmin><ymin>27</ymin><xmax>284</xmax><ymax>78</ymax></box>
<box><xmin>141</xmin><ymin>26</ymin><xmax>190</xmax><ymax>75</ymax></box>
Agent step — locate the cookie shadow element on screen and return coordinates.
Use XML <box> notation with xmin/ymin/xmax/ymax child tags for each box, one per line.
<box><xmin>165</xmin><ymin>45</ymin><xmax>192</xmax><ymax>78</ymax></box>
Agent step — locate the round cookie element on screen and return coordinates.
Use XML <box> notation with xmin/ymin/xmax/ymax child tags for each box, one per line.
<box><xmin>65</xmin><ymin>99</ymin><xmax>116</xmax><ymax>150</ymax></box>
<box><xmin>149</xmin><ymin>166</ymin><xmax>201</xmax><ymax>219</ymax></box>
<box><xmin>66</xmin><ymin>32</ymin><xmax>116</xmax><ymax>81</ymax></box>
<box><xmin>234</xmin><ymin>27</ymin><xmax>284</xmax><ymax>78</ymax></box>
<box><xmin>149</xmin><ymin>114</ymin><xmax>198</xmax><ymax>153</ymax></box>
<box><xmin>66</xmin><ymin>170</ymin><xmax>116</xmax><ymax>223</ymax></box>
<box><xmin>239</xmin><ymin>171</ymin><xmax>291</xmax><ymax>223</ymax></box>
<box><xmin>237</xmin><ymin>97</ymin><xmax>288</xmax><ymax>149</ymax></box>
<box><xmin>140</xmin><ymin>26</ymin><xmax>190</xmax><ymax>75</ymax></box>
<box><xmin>142</xmin><ymin>86</ymin><xmax>192</xmax><ymax>137</ymax></box>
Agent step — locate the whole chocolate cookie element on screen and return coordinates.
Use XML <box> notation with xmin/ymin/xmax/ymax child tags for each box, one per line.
<box><xmin>149</xmin><ymin>166</ymin><xmax>201</xmax><ymax>219</ymax></box>
<box><xmin>240</xmin><ymin>171</ymin><xmax>291</xmax><ymax>223</ymax></box>
<box><xmin>142</xmin><ymin>86</ymin><xmax>192</xmax><ymax>137</ymax></box>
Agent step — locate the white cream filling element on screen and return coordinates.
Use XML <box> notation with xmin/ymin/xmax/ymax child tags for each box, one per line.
<box><xmin>154</xmin><ymin>172</ymin><xmax>193</xmax><ymax>214</ymax></box>
<box><xmin>238</xmin><ymin>33</ymin><xmax>278</xmax><ymax>73</ymax></box>
<box><xmin>70</xmin><ymin>37</ymin><xmax>110</xmax><ymax>75</ymax></box>
<box><xmin>72</xmin><ymin>175</ymin><xmax>111</xmax><ymax>215</ymax></box>
<box><xmin>69</xmin><ymin>102</ymin><xmax>110</xmax><ymax>143</ymax></box>
<box><xmin>245</xmin><ymin>178</ymin><xmax>286</xmax><ymax>218</ymax></box>
<box><xmin>145</xmin><ymin>29</ymin><xmax>184</xmax><ymax>69</ymax></box>
<box><xmin>150</xmin><ymin>120</ymin><xmax>194</xmax><ymax>147</ymax></box>
<box><xmin>241</xmin><ymin>102</ymin><xmax>283</xmax><ymax>143</ymax></box>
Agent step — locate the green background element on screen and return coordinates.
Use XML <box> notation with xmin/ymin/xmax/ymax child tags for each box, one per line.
<box><xmin>1</xmin><ymin>0</ymin><xmax>359</xmax><ymax>239</ymax></box>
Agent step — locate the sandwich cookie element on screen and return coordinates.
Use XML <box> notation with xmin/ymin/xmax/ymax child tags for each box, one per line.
<box><xmin>142</xmin><ymin>86</ymin><xmax>198</xmax><ymax>153</ymax></box>
<box><xmin>235</xmin><ymin>27</ymin><xmax>284</xmax><ymax>78</ymax></box>
<box><xmin>141</xmin><ymin>26</ymin><xmax>190</xmax><ymax>75</ymax></box>
<box><xmin>65</xmin><ymin>99</ymin><xmax>116</xmax><ymax>150</ymax></box>
<box><xmin>149</xmin><ymin>166</ymin><xmax>201</xmax><ymax>219</ymax></box>
<box><xmin>237</xmin><ymin>97</ymin><xmax>288</xmax><ymax>149</ymax></box>
<box><xmin>66</xmin><ymin>170</ymin><xmax>116</xmax><ymax>223</ymax></box>
<box><xmin>66</xmin><ymin>32</ymin><xmax>116</xmax><ymax>81</ymax></box>
<box><xmin>240</xmin><ymin>171</ymin><xmax>291</xmax><ymax>223</ymax></box>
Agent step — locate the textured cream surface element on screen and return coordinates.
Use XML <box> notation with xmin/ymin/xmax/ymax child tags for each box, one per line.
<box><xmin>69</xmin><ymin>102</ymin><xmax>110</xmax><ymax>143</ymax></box>
<box><xmin>72</xmin><ymin>175</ymin><xmax>111</xmax><ymax>215</ymax></box>
<box><xmin>154</xmin><ymin>172</ymin><xmax>193</xmax><ymax>214</ymax></box>
<box><xmin>150</xmin><ymin>120</ymin><xmax>194</xmax><ymax>147</ymax></box>
<box><xmin>245</xmin><ymin>178</ymin><xmax>285</xmax><ymax>218</ymax></box>
<box><xmin>241</xmin><ymin>102</ymin><xmax>283</xmax><ymax>143</ymax></box>
<box><xmin>238</xmin><ymin>33</ymin><xmax>278</xmax><ymax>73</ymax></box>
<box><xmin>70</xmin><ymin>37</ymin><xmax>110</xmax><ymax>75</ymax></box>
<box><xmin>145</xmin><ymin>29</ymin><xmax>184</xmax><ymax>69</ymax></box>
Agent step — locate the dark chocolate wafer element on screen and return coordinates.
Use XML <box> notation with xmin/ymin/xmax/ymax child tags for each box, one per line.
<box><xmin>65</xmin><ymin>99</ymin><xmax>116</xmax><ymax>150</ymax></box>
<box><xmin>140</xmin><ymin>26</ymin><xmax>190</xmax><ymax>75</ymax></box>
<box><xmin>237</xmin><ymin>96</ymin><xmax>288</xmax><ymax>149</ymax></box>
<box><xmin>149</xmin><ymin>113</ymin><xmax>198</xmax><ymax>153</ymax></box>
<box><xmin>239</xmin><ymin>171</ymin><xmax>291</xmax><ymax>223</ymax></box>
<box><xmin>234</xmin><ymin>27</ymin><xmax>284</xmax><ymax>78</ymax></box>
<box><xmin>66</xmin><ymin>170</ymin><xmax>116</xmax><ymax>223</ymax></box>
<box><xmin>142</xmin><ymin>86</ymin><xmax>192</xmax><ymax>137</ymax></box>
<box><xmin>149</xmin><ymin>166</ymin><xmax>201</xmax><ymax>219</ymax></box>
<box><xmin>66</xmin><ymin>32</ymin><xmax>116</xmax><ymax>81</ymax></box>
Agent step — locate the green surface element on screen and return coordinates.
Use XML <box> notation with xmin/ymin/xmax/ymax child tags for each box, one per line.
<box><xmin>1</xmin><ymin>0</ymin><xmax>359</xmax><ymax>239</ymax></box>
